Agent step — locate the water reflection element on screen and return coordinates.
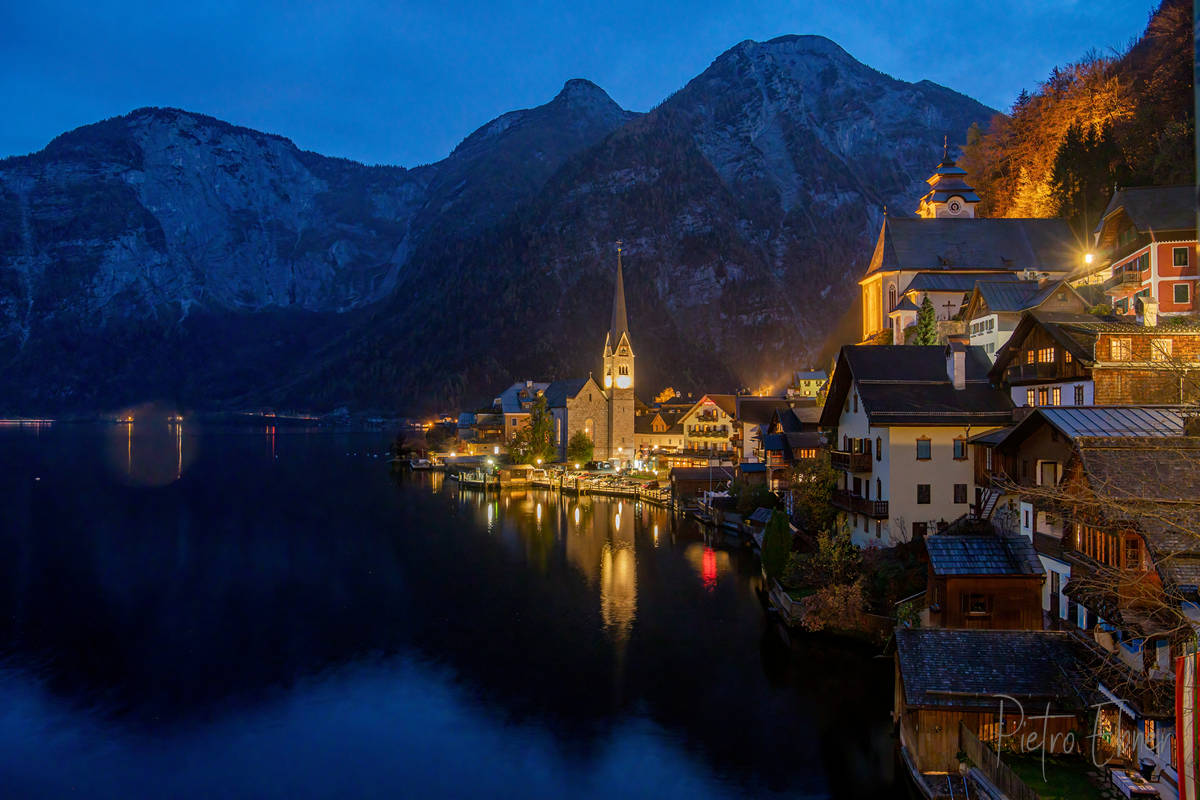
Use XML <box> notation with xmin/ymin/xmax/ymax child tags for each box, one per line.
<box><xmin>0</xmin><ymin>428</ymin><xmax>901</xmax><ymax>798</ymax></box>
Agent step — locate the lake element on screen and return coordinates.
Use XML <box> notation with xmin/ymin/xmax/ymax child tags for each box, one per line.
<box><xmin>0</xmin><ymin>423</ymin><xmax>899</xmax><ymax>798</ymax></box>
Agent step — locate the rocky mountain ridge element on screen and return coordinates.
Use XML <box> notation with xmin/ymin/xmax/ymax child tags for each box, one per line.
<box><xmin>0</xmin><ymin>35</ymin><xmax>995</xmax><ymax>414</ymax></box>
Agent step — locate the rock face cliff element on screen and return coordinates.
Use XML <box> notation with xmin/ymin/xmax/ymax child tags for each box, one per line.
<box><xmin>0</xmin><ymin>36</ymin><xmax>994</xmax><ymax>414</ymax></box>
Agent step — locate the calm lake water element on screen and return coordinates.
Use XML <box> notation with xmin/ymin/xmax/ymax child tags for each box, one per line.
<box><xmin>0</xmin><ymin>424</ymin><xmax>899</xmax><ymax>798</ymax></box>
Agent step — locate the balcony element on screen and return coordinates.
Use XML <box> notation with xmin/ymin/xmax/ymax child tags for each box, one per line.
<box><xmin>832</xmin><ymin>489</ymin><xmax>888</xmax><ymax>518</ymax></box>
<box><xmin>687</xmin><ymin>428</ymin><xmax>729</xmax><ymax>439</ymax></box>
<box><xmin>1004</xmin><ymin>362</ymin><xmax>1060</xmax><ymax>384</ymax></box>
<box><xmin>1103</xmin><ymin>269</ymin><xmax>1147</xmax><ymax>297</ymax></box>
<box><xmin>830</xmin><ymin>449</ymin><xmax>873</xmax><ymax>473</ymax></box>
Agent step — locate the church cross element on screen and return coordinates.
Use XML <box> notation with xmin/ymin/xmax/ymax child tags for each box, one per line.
<box><xmin>942</xmin><ymin>299</ymin><xmax>957</xmax><ymax>318</ymax></box>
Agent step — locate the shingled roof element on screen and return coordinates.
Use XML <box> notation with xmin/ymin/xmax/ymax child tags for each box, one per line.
<box><xmin>865</xmin><ymin>217</ymin><xmax>1080</xmax><ymax>278</ymax></box>
<box><xmin>543</xmin><ymin>378</ymin><xmax>590</xmax><ymax>408</ymax></box>
<box><xmin>1095</xmin><ymin>185</ymin><xmax>1197</xmax><ymax>236</ymax></box>
<box><xmin>926</xmin><ymin>531</ymin><xmax>1044</xmax><ymax>576</ymax></box>
<box><xmin>820</xmin><ymin>345</ymin><xmax>1013</xmax><ymax>427</ymax></box>
<box><xmin>896</xmin><ymin>629</ymin><xmax>1092</xmax><ymax>712</ymax></box>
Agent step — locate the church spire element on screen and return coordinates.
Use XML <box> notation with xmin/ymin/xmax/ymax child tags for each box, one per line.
<box><xmin>608</xmin><ymin>240</ymin><xmax>630</xmax><ymax>349</ymax></box>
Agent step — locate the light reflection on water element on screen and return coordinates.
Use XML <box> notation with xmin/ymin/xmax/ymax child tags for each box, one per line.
<box><xmin>0</xmin><ymin>425</ymin><xmax>899</xmax><ymax>798</ymax></box>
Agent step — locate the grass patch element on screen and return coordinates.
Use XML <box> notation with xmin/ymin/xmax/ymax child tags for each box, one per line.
<box><xmin>1005</xmin><ymin>754</ymin><xmax>1104</xmax><ymax>800</ymax></box>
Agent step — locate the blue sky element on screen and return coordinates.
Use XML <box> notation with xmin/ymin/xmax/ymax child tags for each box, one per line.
<box><xmin>1</xmin><ymin>0</ymin><xmax>1156</xmax><ymax>166</ymax></box>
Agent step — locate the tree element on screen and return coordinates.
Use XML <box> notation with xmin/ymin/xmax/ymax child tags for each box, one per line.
<box><xmin>912</xmin><ymin>295</ymin><xmax>938</xmax><ymax>345</ymax></box>
<box><xmin>566</xmin><ymin>430</ymin><xmax>593</xmax><ymax>466</ymax></box>
<box><xmin>509</xmin><ymin>395</ymin><xmax>556</xmax><ymax>464</ymax></box>
<box><xmin>729</xmin><ymin>478</ymin><xmax>777</xmax><ymax>516</ymax></box>
<box><xmin>789</xmin><ymin>451</ymin><xmax>838</xmax><ymax>533</ymax></box>
<box><xmin>761</xmin><ymin>511</ymin><xmax>792</xmax><ymax>582</ymax></box>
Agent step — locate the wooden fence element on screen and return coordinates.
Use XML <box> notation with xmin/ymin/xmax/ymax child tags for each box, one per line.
<box><xmin>958</xmin><ymin>722</ymin><xmax>1041</xmax><ymax>800</ymax></box>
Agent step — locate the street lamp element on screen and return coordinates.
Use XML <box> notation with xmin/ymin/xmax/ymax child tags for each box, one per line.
<box><xmin>536</xmin><ymin>457</ymin><xmax>542</xmax><ymax>466</ymax></box>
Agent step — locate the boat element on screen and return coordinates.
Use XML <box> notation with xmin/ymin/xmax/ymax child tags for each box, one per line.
<box><xmin>409</xmin><ymin>458</ymin><xmax>432</xmax><ymax>470</ymax></box>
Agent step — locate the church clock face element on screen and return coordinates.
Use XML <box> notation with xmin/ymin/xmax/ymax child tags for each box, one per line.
<box><xmin>948</xmin><ymin>199</ymin><xmax>962</xmax><ymax>214</ymax></box>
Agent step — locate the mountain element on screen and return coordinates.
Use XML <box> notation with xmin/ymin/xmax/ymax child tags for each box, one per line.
<box><xmin>0</xmin><ymin>35</ymin><xmax>994</xmax><ymax>415</ymax></box>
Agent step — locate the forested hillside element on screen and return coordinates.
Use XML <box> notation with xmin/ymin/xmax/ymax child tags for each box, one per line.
<box><xmin>961</xmin><ymin>0</ymin><xmax>1193</xmax><ymax>236</ymax></box>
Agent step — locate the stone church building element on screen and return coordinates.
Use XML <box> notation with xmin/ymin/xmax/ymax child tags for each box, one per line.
<box><xmin>540</xmin><ymin>246</ymin><xmax>636</xmax><ymax>465</ymax></box>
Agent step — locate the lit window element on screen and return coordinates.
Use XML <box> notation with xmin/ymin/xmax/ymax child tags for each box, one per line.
<box><xmin>1152</xmin><ymin>339</ymin><xmax>1173</xmax><ymax>361</ymax></box>
<box><xmin>1038</xmin><ymin>347</ymin><xmax>1055</xmax><ymax>363</ymax></box>
<box><xmin>1051</xmin><ymin>387</ymin><xmax>1061</xmax><ymax>406</ymax></box>
<box><xmin>1146</xmin><ymin>719</ymin><xmax>1157</xmax><ymax>750</ymax></box>
<box><xmin>1175</xmin><ymin>283</ymin><xmax>1190</xmax><ymax>304</ymax></box>
<box><xmin>1026</xmin><ymin>388</ymin><xmax>1036</xmax><ymax>407</ymax></box>
<box><xmin>1038</xmin><ymin>387</ymin><xmax>1049</xmax><ymax>405</ymax></box>
<box><xmin>1026</xmin><ymin>350</ymin><xmax>1036</xmax><ymax>365</ymax></box>
<box><xmin>1064</xmin><ymin>350</ymin><xmax>1073</xmax><ymax>363</ymax></box>
<box><xmin>1110</xmin><ymin>338</ymin><xmax>1132</xmax><ymax>361</ymax></box>
<box><xmin>916</xmin><ymin>439</ymin><xmax>931</xmax><ymax>460</ymax></box>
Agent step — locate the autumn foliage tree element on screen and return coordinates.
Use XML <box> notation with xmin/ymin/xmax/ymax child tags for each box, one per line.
<box><xmin>960</xmin><ymin>0</ymin><xmax>1193</xmax><ymax>236</ymax></box>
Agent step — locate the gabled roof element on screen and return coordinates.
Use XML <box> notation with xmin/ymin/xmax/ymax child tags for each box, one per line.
<box><xmin>896</xmin><ymin>629</ymin><xmax>1092</xmax><ymax>712</ymax></box>
<box><xmin>1017</xmin><ymin>406</ymin><xmax>1188</xmax><ymax>441</ymax></box>
<box><xmin>966</xmin><ymin>279</ymin><xmax>1083</xmax><ymax>319</ymax></box>
<box><xmin>694</xmin><ymin>393</ymin><xmax>737</xmax><ymax>417</ymax></box>
<box><xmin>904</xmin><ymin>271</ymin><xmax>1021</xmax><ymax>294</ymax></box>
<box><xmin>820</xmin><ymin>345</ymin><xmax>1013</xmax><ymax>427</ymax></box>
<box><xmin>864</xmin><ymin>216</ymin><xmax>1081</xmax><ymax>278</ymax></box>
<box><xmin>735</xmin><ymin>396</ymin><xmax>792</xmax><ymax>426</ymax></box>
<box><xmin>926</xmin><ymin>531</ymin><xmax>1044</xmax><ymax>576</ymax></box>
<box><xmin>794</xmin><ymin>370</ymin><xmax>827</xmax><ymax>382</ymax></box>
<box><xmin>1095</xmin><ymin>185</ymin><xmax>1197</xmax><ymax>236</ymax></box>
<box><xmin>495</xmin><ymin>381</ymin><xmax>551</xmax><ymax>414</ymax></box>
<box><xmin>543</xmin><ymin>377</ymin><xmax>591</xmax><ymax>408</ymax></box>
<box><xmin>890</xmin><ymin>296</ymin><xmax>920</xmax><ymax>314</ymax></box>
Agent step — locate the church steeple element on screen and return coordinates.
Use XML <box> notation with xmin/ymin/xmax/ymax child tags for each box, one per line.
<box><xmin>603</xmin><ymin>241</ymin><xmax>634</xmax><ymax>390</ymax></box>
<box><xmin>917</xmin><ymin>136</ymin><xmax>980</xmax><ymax>219</ymax></box>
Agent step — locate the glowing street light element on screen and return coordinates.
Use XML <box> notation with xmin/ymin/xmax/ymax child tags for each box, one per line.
<box><xmin>1084</xmin><ymin>252</ymin><xmax>1095</xmax><ymax>265</ymax></box>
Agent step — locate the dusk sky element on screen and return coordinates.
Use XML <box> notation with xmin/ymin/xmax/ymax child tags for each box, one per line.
<box><xmin>3</xmin><ymin>0</ymin><xmax>1157</xmax><ymax>167</ymax></box>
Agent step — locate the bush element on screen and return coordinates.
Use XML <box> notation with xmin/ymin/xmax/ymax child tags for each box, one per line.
<box><xmin>761</xmin><ymin>511</ymin><xmax>792</xmax><ymax>582</ymax></box>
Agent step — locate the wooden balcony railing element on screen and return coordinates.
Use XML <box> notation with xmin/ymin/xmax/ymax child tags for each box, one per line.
<box><xmin>832</xmin><ymin>489</ymin><xmax>888</xmax><ymax>518</ymax></box>
<box><xmin>830</xmin><ymin>450</ymin><xmax>872</xmax><ymax>472</ymax></box>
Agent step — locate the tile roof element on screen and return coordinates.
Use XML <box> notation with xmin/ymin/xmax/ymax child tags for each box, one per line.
<box><xmin>735</xmin><ymin>396</ymin><xmax>792</xmax><ymax>425</ymax></box>
<box><xmin>904</xmin><ymin>271</ymin><xmax>1021</xmax><ymax>294</ymax></box>
<box><xmin>495</xmin><ymin>381</ymin><xmax>551</xmax><ymax>414</ymax></box>
<box><xmin>866</xmin><ymin>216</ymin><xmax>1081</xmax><ymax>277</ymax></box>
<box><xmin>926</xmin><ymin>532</ymin><xmax>1044</xmax><ymax>576</ymax></box>
<box><xmin>543</xmin><ymin>378</ymin><xmax>590</xmax><ymax>408</ymax></box>
<box><xmin>821</xmin><ymin>345</ymin><xmax>1013</xmax><ymax>427</ymax></box>
<box><xmin>1096</xmin><ymin>185</ymin><xmax>1197</xmax><ymax>235</ymax></box>
<box><xmin>896</xmin><ymin>629</ymin><xmax>1092</xmax><ymax>712</ymax></box>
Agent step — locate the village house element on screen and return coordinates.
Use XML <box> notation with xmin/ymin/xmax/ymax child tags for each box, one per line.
<box><xmin>788</xmin><ymin>370</ymin><xmax>827</xmax><ymax>399</ymax></box>
<box><xmin>734</xmin><ymin>395</ymin><xmax>794</xmax><ymax>462</ymax></box>
<box><xmin>860</xmin><ymin>147</ymin><xmax>1079</xmax><ymax>343</ymax></box>
<box><xmin>678</xmin><ymin>394</ymin><xmax>738</xmax><ymax>460</ymax></box>
<box><xmin>633</xmin><ymin>403</ymin><xmax>689</xmax><ymax>457</ymax></box>
<box><xmin>923</xmin><ymin>526</ymin><xmax>1045</xmax><ymax>630</ymax></box>
<box><xmin>1078</xmin><ymin>185</ymin><xmax>1198</xmax><ymax>318</ymax></box>
<box><xmin>989</xmin><ymin>308</ymin><xmax>1200</xmax><ymax>408</ymax></box>
<box><xmin>1045</xmin><ymin>438</ymin><xmax>1200</xmax><ymax>790</ymax></box>
<box><xmin>963</xmin><ymin>278</ymin><xmax>1089</xmax><ymax>360</ymax></box>
<box><xmin>820</xmin><ymin>343</ymin><xmax>1013</xmax><ymax>546</ymax></box>
<box><xmin>894</xmin><ymin>628</ymin><xmax>1092</xmax><ymax>783</ymax></box>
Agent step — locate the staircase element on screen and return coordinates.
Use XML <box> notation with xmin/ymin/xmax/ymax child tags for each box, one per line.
<box><xmin>974</xmin><ymin>487</ymin><xmax>1001</xmax><ymax>521</ymax></box>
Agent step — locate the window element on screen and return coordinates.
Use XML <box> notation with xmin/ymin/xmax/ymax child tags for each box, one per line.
<box><xmin>875</xmin><ymin>521</ymin><xmax>881</xmax><ymax>539</ymax></box>
<box><xmin>1152</xmin><ymin>338</ymin><xmax>1173</xmax><ymax>361</ymax></box>
<box><xmin>888</xmin><ymin>285</ymin><xmax>897</xmax><ymax>311</ymax></box>
<box><xmin>917</xmin><ymin>484</ymin><xmax>931</xmax><ymax>504</ymax></box>
<box><xmin>875</xmin><ymin>437</ymin><xmax>882</xmax><ymax>461</ymax></box>
<box><xmin>916</xmin><ymin>438</ymin><xmax>931</xmax><ymax>460</ymax></box>
<box><xmin>876</xmin><ymin>478</ymin><xmax>881</xmax><ymax>498</ymax></box>
<box><xmin>1026</xmin><ymin>388</ymin><xmax>1036</xmax><ymax>406</ymax></box>
<box><xmin>1064</xmin><ymin>350</ymin><xmax>1072</xmax><ymax>363</ymax></box>
<box><xmin>1074</xmin><ymin>385</ymin><xmax>1085</xmax><ymax>405</ymax></box>
<box><xmin>1025</xmin><ymin>350</ymin><xmax>1036</xmax><ymax>365</ymax></box>
<box><xmin>1126</xmin><ymin>537</ymin><xmax>1143</xmax><ymax>571</ymax></box>
<box><xmin>852</xmin><ymin>392</ymin><xmax>858</xmax><ymax>413</ymax></box>
<box><xmin>1051</xmin><ymin>386</ymin><xmax>1061</xmax><ymax>406</ymax></box>
<box><xmin>1110</xmin><ymin>337</ymin><xmax>1132</xmax><ymax>361</ymax></box>
<box><xmin>1174</xmin><ymin>247</ymin><xmax>1189</xmax><ymax>267</ymax></box>
<box><xmin>953</xmin><ymin>438</ymin><xmax>967</xmax><ymax>460</ymax></box>
<box><xmin>912</xmin><ymin>522</ymin><xmax>929</xmax><ymax>540</ymax></box>
<box><xmin>1038</xmin><ymin>461</ymin><xmax>1058</xmax><ymax>486</ymax></box>
<box><xmin>985</xmin><ymin>448</ymin><xmax>993</xmax><ymax>471</ymax></box>
<box><xmin>1024</xmin><ymin>509</ymin><xmax>1030</xmax><ymax>528</ymax></box>
<box><xmin>954</xmin><ymin>484</ymin><xmax>967</xmax><ymax>504</ymax></box>
<box><xmin>1038</xmin><ymin>387</ymin><xmax>1049</xmax><ymax>406</ymax></box>
<box><xmin>1145</xmin><ymin>719</ymin><xmax>1157</xmax><ymax>751</ymax></box>
<box><xmin>1174</xmin><ymin>283</ymin><xmax>1190</xmax><ymax>304</ymax></box>
<box><xmin>1037</xmin><ymin>347</ymin><xmax>1055</xmax><ymax>363</ymax></box>
<box><xmin>962</xmin><ymin>593</ymin><xmax>992</xmax><ymax>616</ymax></box>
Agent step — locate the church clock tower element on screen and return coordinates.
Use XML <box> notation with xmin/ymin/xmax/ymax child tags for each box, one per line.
<box><xmin>917</xmin><ymin>137</ymin><xmax>980</xmax><ymax>219</ymax></box>
<box><xmin>603</xmin><ymin>242</ymin><xmax>635</xmax><ymax>465</ymax></box>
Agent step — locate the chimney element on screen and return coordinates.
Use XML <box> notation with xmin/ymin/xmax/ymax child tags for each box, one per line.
<box><xmin>1140</xmin><ymin>296</ymin><xmax>1158</xmax><ymax>328</ymax></box>
<box><xmin>946</xmin><ymin>342</ymin><xmax>966</xmax><ymax>390</ymax></box>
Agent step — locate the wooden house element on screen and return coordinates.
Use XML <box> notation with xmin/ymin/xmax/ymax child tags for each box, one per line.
<box><xmin>924</xmin><ymin>528</ymin><xmax>1045</xmax><ymax>630</ymax></box>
